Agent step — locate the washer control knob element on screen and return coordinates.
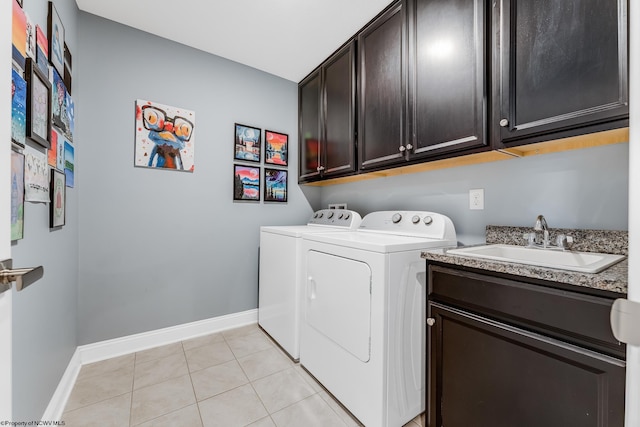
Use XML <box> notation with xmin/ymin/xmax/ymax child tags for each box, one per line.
<box><xmin>317</xmin><ymin>212</ymin><xmax>323</xmax><ymax>218</ymax></box>
<box><xmin>313</xmin><ymin>212</ymin><xmax>319</xmax><ymax>218</ymax></box>
<box><xmin>345</xmin><ymin>213</ymin><xmax>351</xmax><ymax>220</ymax></box>
<box><xmin>338</xmin><ymin>213</ymin><xmax>344</xmax><ymax>219</ymax></box>
<box><xmin>423</xmin><ymin>215</ymin><xmax>433</xmax><ymax>225</ymax></box>
<box><xmin>392</xmin><ymin>213</ymin><xmax>402</xmax><ymax>224</ymax></box>
<box><xmin>412</xmin><ymin>215</ymin><xmax>420</xmax><ymax>224</ymax></box>
<box><xmin>427</xmin><ymin>318</ymin><xmax>436</xmax><ymax>327</ymax></box>
<box><xmin>327</xmin><ymin>211</ymin><xmax>334</xmax><ymax>219</ymax></box>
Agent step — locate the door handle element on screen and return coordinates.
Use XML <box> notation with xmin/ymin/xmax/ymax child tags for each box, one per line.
<box><xmin>0</xmin><ymin>259</ymin><xmax>44</xmax><ymax>293</ymax></box>
<box><xmin>308</xmin><ymin>276</ymin><xmax>316</xmax><ymax>300</ymax></box>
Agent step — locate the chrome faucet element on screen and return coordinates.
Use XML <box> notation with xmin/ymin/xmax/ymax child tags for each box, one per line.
<box><xmin>525</xmin><ymin>214</ymin><xmax>573</xmax><ymax>250</ymax></box>
<box><xmin>534</xmin><ymin>215</ymin><xmax>550</xmax><ymax>248</ymax></box>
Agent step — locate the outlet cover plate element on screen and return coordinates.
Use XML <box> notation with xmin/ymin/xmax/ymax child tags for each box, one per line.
<box><xmin>469</xmin><ymin>189</ymin><xmax>484</xmax><ymax>210</ymax></box>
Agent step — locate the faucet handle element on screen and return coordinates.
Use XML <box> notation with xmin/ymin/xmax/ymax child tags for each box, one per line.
<box><xmin>555</xmin><ymin>234</ymin><xmax>574</xmax><ymax>249</ymax></box>
<box><xmin>523</xmin><ymin>233</ymin><xmax>536</xmax><ymax>246</ymax></box>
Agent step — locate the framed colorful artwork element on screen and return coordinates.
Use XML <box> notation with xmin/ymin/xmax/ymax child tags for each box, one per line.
<box><xmin>234</xmin><ymin>123</ymin><xmax>261</xmax><ymax>163</ymax></box>
<box><xmin>11</xmin><ymin>151</ymin><xmax>25</xmax><ymax>241</ymax></box>
<box><xmin>25</xmin><ymin>58</ymin><xmax>51</xmax><ymax>148</ymax></box>
<box><xmin>135</xmin><ymin>99</ymin><xmax>196</xmax><ymax>172</ymax></box>
<box><xmin>50</xmin><ymin>169</ymin><xmax>65</xmax><ymax>228</ymax></box>
<box><xmin>24</xmin><ymin>147</ymin><xmax>49</xmax><ymax>203</ymax></box>
<box><xmin>264</xmin><ymin>168</ymin><xmax>288</xmax><ymax>203</ymax></box>
<box><xmin>35</xmin><ymin>25</ymin><xmax>49</xmax><ymax>76</ymax></box>
<box><xmin>12</xmin><ymin>0</ymin><xmax>26</xmax><ymax>70</ymax></box>
<box><xmin>48</xmin><ymin>1</ymin><xmax>64</xmax><ymax>76</ymax></box>
<box><xmin>233</xmin><ymin>165</ymin><xmax>260</xmax><ymax>201</ymax></box>
<box><xmin>265</xmin><ymin>130</ymin><xmax>288</xmax><ymax>166</ymax></box>
<box><xmin>64</xmin><ymin>140</ymin><xmax>74</xmax><ymax>187</ymax></box>
<box><xmin>51</xmin><ymin>68</ymin><xmax>66</xmax><ymax>131</ymax></box>
<box><xmin>11</xmin><ymin>68</ymin><xmax>27</xmax><ymax>147</ymax></box>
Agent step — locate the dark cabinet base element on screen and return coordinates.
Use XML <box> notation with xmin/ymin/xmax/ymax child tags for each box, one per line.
<box><xmin>427</xmin><ymin>263</ymin><xmax>626</xmax><ymax>427</ymax></box>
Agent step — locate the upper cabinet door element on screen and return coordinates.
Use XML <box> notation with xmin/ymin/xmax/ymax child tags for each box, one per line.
<box><xmin>358</xmin><ymin>1</ymin><xmax>408</xmax><ymax>171</ymax></box>
<box><xmin>409</xmin><ymin>0</ymin><xmax>487</xmax><ymax>157</ymax></box>
<box><xmin>323</xmin><ymin>41</ymin><xmax>357</xmax><ymax>177</ymax></box>
<box><xmin>495</xmin><ymin>0</ymin><xmax>628</xmax><ymax>147</ymax></box>
<box><xmin>299</xmin><ymin>70</ymin><xmax>322</xmax><ymax>182</ymax></box>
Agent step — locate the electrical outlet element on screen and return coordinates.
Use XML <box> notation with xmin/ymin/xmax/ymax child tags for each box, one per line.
<box><xmin>469</xmin><ymin>189</ymin><xmax>484</xmax><ymax>210</ymax></box>
<box><xmin>328</xmin><ymin>203</ymin><xmax>348</xmax><ymax>210</ymax></box>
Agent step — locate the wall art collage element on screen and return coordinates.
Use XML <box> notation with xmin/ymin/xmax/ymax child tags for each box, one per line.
<box><xmin>233</xmin><ymin>123</ymin><xmax>288</xmax><ymax>203</ymax></box>
<box><xmin>11</xmin><ymin>0</ymin><xmax>74</xmax><ymax>240</ymax></box>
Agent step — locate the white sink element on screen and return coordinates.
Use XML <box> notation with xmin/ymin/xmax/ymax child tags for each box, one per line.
<box><xmin>446</xmin><ymin>244</ymin><xmax>625</xmax><ymax>273</ymax></box>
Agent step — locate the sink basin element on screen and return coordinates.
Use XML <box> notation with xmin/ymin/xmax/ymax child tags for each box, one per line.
<box><xmin>446</xmin><ymin>244</ymin><xmax>625</xmax><ymax>273</ymax></box>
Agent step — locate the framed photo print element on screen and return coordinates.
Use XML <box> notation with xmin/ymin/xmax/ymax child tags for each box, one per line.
<box><xmin>233</xmin><ymin>165</ymin><xmax>260</xmax><ymax>201</ymax></box>
<box><xmin>25</xmin><ymin>58</ymin><xmax>51</xmax><ymax>148</ymax></box>
<box><xmin>50</xmin><ymin>168</ymin><xmax>65</xmax><ymax>228</ymax></box>
<box><xmin>264</xmin><ymin>168</ymin><xmax>288</xmax><ymax>203</ymax></box>
<box><xmin>48</xmin><ymin>1</ymin><xmax>65</xmax><ymax>76</ymax></box>
<box><xmin>11</xmin><ymin>68</ymin><xmax>27</xmax><ymax>147</ymax></box>
<box><xmin>265</xmin><ymin>130</ymin><xmax>288</xmax><ymax>166</ymax></box>
<box><xmin>234</xmin><ymin>123</ymin><xmax>261</xmax><ymax>163</ymax></box>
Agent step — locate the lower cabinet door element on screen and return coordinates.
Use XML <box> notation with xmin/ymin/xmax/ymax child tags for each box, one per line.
<box><xmin>428</xmin><ymin>303</ymin><xmax>625</xmax><ymax>427</ymax></box>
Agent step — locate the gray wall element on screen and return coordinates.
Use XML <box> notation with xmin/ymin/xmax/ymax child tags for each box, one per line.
<box><xmin>10</xmin><ymin>0</ymin><xmax>79</xmax><ymax>420</ymax></box>
<box><xmin>76</xmin><ymin>13</ymin><xmax>319</xmax><ymax>345</ymax></box>
<box><xmin>319</xmin><ymin>142</ymin><xmax>629</xmax><ymax>244</ymax></box>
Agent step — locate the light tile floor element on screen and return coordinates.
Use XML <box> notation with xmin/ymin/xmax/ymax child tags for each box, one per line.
<box><xmin>62</xmin><ymin>324</ymin><xmax>425</xmax><ymax>427</ymax></box>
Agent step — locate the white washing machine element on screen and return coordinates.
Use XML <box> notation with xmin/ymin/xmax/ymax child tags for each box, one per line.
<box><xmin>300</xmin><ymin>211</ymin><xmax>457</xmax><ymax>427</ymax></box>
<box><xmin>258</xmin><ymin>209</ymin><xmax>362</xmax><ymax>361</ymax></box>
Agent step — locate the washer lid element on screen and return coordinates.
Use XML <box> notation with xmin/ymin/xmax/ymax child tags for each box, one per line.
<box><xmin>260</xmin><ymin>224</ymin><xmax>356</xmax><ymax>238</ymax></box>
<box><xmin>302</xmin><ymin>230</ymin><xmax>457</xmax><ymax>253</ymax></box>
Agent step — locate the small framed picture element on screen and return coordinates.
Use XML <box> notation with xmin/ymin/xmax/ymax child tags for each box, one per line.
<box><xmin>25</xmin><ymin>58</ymin><xmax>51</xmax><ymax>148</ymax></box>
<box><xmin>265</xmin><ymin>130</ymin><xmax>288</xmax><ymax>166</ymax></box>
<box><xmin>233</xmin><ymin>164</ymin><xmax>260</xmax><ymax>201</ymax></box>
<box><xmin>50</xmin><ymin>168</ymin><xmax>65</xmax><ymax>228</ymax></box>
<box><xmin>47</xmin><ymin>1</ymin><xmax>64</xmax><ymax>76</ymax></box>
<box><xmin>264</xmin><ymin>168</ymin><xmax>288</xmax><ymax>203</ymax></box>
<box><xmin>234</xmin><ymin>123</ymin><xmax>261</xmax><ymax>163</ymax></box>
<box><xmin>11</xmin><ymin>68</ymin><xmax>27</xmax><ymax>147</ymax></box>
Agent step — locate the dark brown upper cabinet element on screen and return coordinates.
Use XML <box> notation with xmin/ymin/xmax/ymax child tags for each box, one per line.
<box><xmin>408</xmin><ymin>0</ymin><xmax>488</xmax><ymax>158</ymax></box>
<box><xmin>493</xmin><ymin>0</ymin><xmax>629</xmax><ymax>147</ymax></box>
<box><xmin>298</xmin><ymin>41</ymin><xmax>357</xmax><ymax>183</ymax></box>
<box><xmin>357</xmin><ymin>1</ymin><xmax>408</xmax><ymax>171</ymax></box>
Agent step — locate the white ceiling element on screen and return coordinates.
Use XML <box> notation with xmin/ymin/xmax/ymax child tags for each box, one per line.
<box><xmin>74</xmin><ymin>0</ymin><xmax>393</xmax><ymax>82</ymax></box>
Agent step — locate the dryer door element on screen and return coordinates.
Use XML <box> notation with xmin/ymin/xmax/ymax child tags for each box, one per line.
<box><xmin>306</xmin><ymin>250</ymin><xmax>372</xmax><ymax>362</ymax></box>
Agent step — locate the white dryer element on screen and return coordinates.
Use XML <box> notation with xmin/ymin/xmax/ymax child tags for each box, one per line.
<box><xmin>300</xmin><ymin>211</ymin><xmax>457</xmax><ymax>427</ymax></box>
<box><xmin>258</xmin><ymin>209</ymin><xmax>362</xmax><ymax>361</ymax></box>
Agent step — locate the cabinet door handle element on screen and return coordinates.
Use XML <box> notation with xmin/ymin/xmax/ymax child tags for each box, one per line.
<box><xmin>427</xmin><ymin>318</ymin><xmax>436</xmax><ymax>326</ymax></box>
<box><xmin>316</xmin><ymin>166</ymin><xmax>325</xmax><ymax>172</ymax></box>
<box><xmin>406</xmin><ymin>144</ymin><xmax>413</xmax><ymax>150</ymax></box>
<box><xmin>499</xmin><ymin>118</ymin><xmax>509</xmax><ymax>127</ymax></box>
<box><xmin>399</xmin><ymin>146</ymin><xmax>406</xmax><ymax>152</ymax></box>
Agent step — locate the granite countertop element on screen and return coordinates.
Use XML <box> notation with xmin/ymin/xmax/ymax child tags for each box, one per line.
<box><xmin>421</xmin><ymin>225</ymin><xmax>628</xmax><ymax>295</ymax></box>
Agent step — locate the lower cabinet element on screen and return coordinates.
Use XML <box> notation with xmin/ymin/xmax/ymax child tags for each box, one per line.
<box><xmin>427</xmin><ymin>263</ymin><xmax>626</xmax><ymax>427</ymax></box>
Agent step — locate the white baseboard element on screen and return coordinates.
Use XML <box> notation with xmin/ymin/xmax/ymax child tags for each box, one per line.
<box><xmin>43</xmin><ymin>309</ymin><xmax>258</xmax><ymax>420</ymax></box>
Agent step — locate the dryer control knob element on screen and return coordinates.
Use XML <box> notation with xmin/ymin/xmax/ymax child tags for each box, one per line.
<box><xmin>423</xmin><ymin>216</ymin><xmax>433</xmax><ymax>225</ymax></box>
<box><xmin>411</xmin><ymin>215</ymin><xmax>420</xmax><ymax>224</ymax></box>
<box><xmin>338</xmin><ymin>213</ymin><xmax>344</xmax><ymax>219</ymax></box>
<box><xmin>392</xmin><ymin>213</ymin><xmax>402</xmax><ymax>223</ymax></box>
<box><xmin>318</xmin><ymin>212</ymin><xmax>324</xmax><ymax>218</ymax></box>
<box><xmin>345</xmin><ymin>213</ymin><xmax>351</xmax><ymax>220</ymax></box>
<box><xmin>327</xmin><ymin>211</ymin><xmax>334</xmax><ymax>219</ymax></box>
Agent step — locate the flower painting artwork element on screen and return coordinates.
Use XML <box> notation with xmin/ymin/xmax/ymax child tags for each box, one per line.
<box><xmin>265</xmin><ymin>130</ymin><xmax>288</xmax><ymax>166</ymax></box>
<box><xmin>264</xmin><ymin>168</ymin><xmax>288</xmax><ymax>202</ymax></box>
<box><xmin>234</xmin><ymin>124</ymin><xmax>261</xmax><ymax>163</ymax></box>
<box><xmin>49</xmin><ymin>169</ymin><xmax>65</xmax><ymax>228</ymax></box>
<box><xmin>135</xmin><ymin>99</ymin><xmax>195</xmax><ymax>172</ymax></box>
<box><xmin>234</xmin><ymin>165</ymin><xmax>260</xmax><ymax>201</ymax></box>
